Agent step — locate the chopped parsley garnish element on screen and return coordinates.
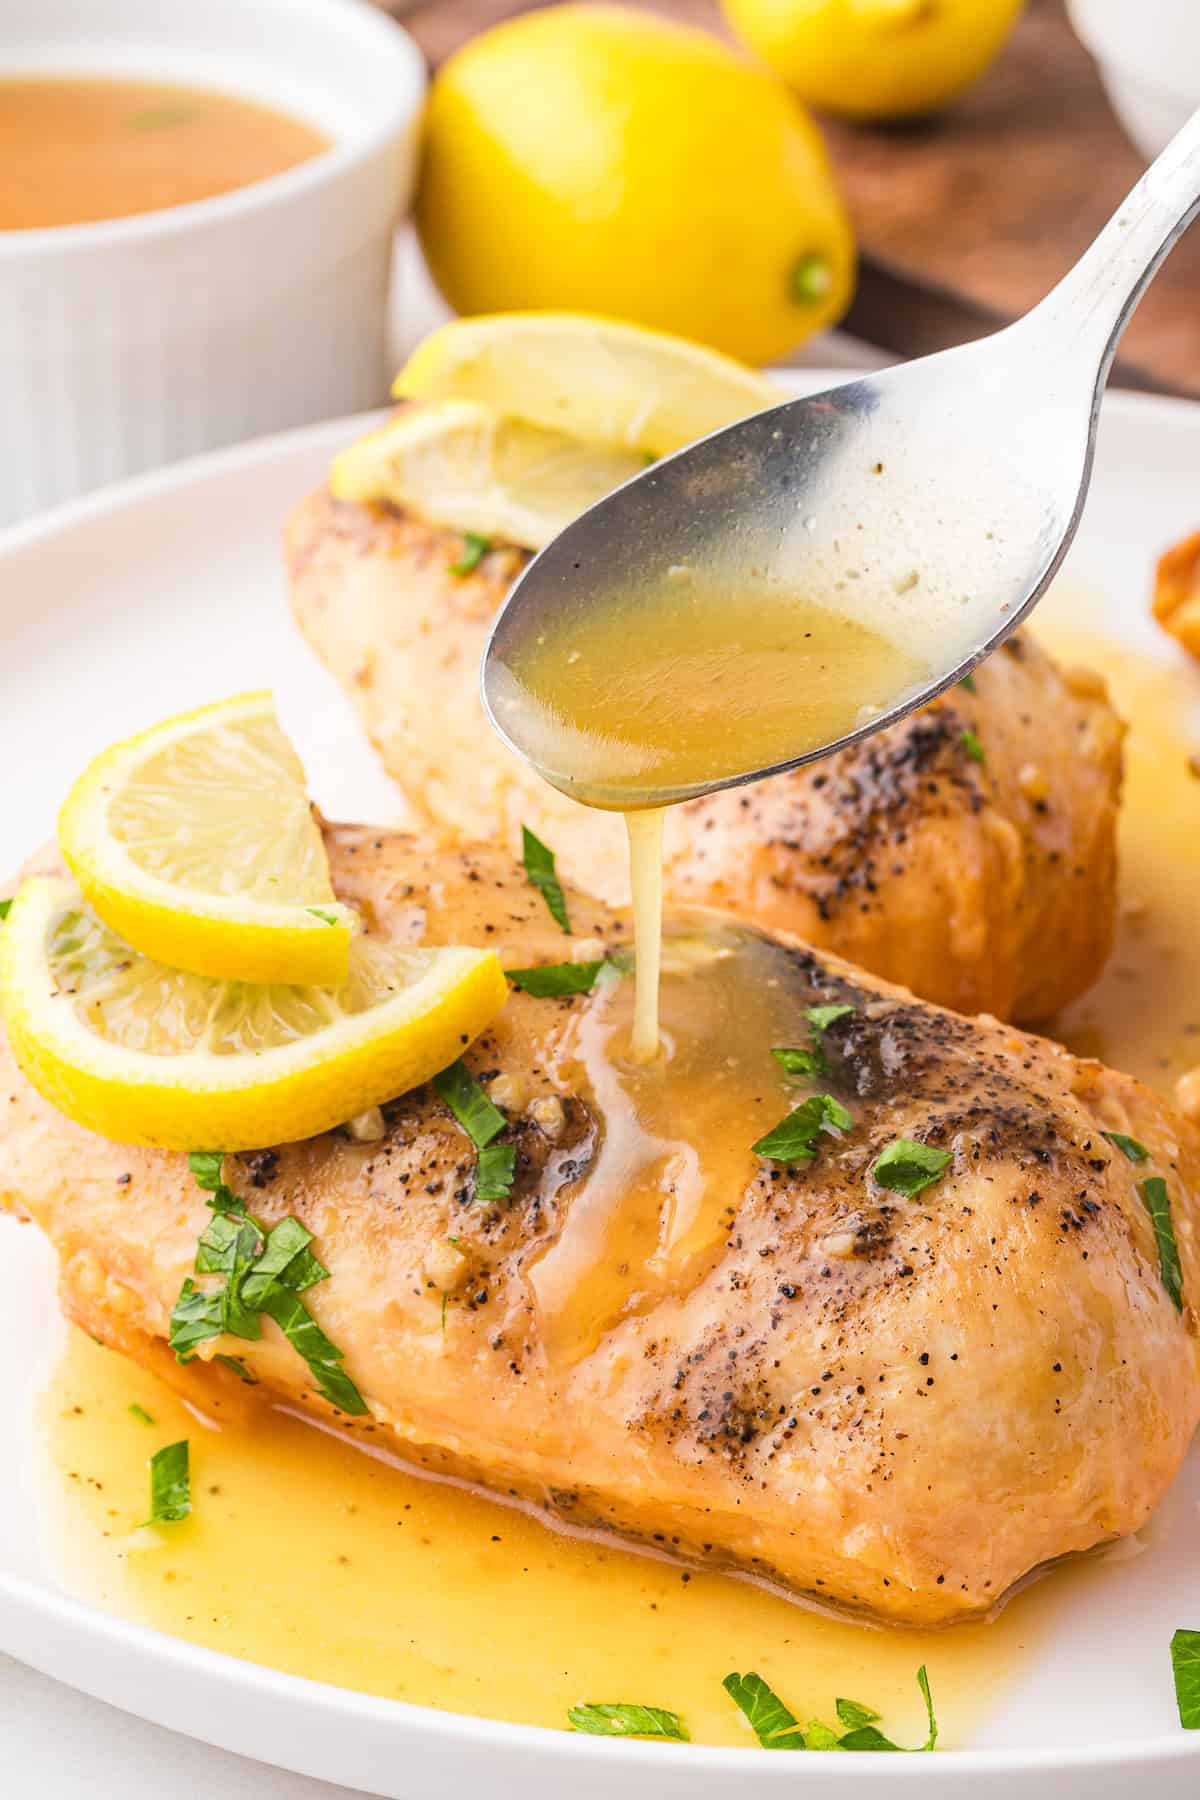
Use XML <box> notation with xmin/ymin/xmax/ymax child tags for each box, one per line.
<box><xmin>168</xmin><ymin>1156</ymin><xmax>368</xmax><ymax>1414</ymax></box>
<box><xmin>917</xmin><ymin>1666</ymin><xmax>939</xmax><ymax>1750</ymax></box>
<box><xmin>836</xmin><ymin>1697</ymin><xmax>881</xmax><ymax>1731</ymax></box>
<box><xmin>870</xmin><ymin>1139</ymin><xmax>952</xmax><ymax>1196</ymax></box>
<box><xmin>722</xmin><ymin>1671</ymin><xmax>806</xmax><ymax>1748</ymax></box>
<box><xmin>802</xmin><ymin>1719</ymin><xmax>843</xmax><ymax>1750</ymax></box>
<box><xmin>840</xmin><ymin>1667</ymin><xmax>937</xmax><ymax>1752</ymax></box>
<box><xmin>771</xmin><ymin>1003</ymin><xmax>854</xmax><ymax>1086</ymax></box>
<box><xmin>257</xmin><ymin>1285</ymin><xmax>366</xmax><ymax>1414</ymax></box>
<box><xmin>476</xmin><ymin>1142</ymin><xmax>517</xmax><ymax>1202</ymax></box>
<box><xmin>723</xmin><ymin>1665</ymin><xmax>936</xmax><ymax>1752</ymax></box>
<box><xmin>450</xmin><ymin>531</ymin><xmax>491</xmax><ymax>576</ymax></box>
<box><xmin>433</xmin><ymin>1060</ymin><xmax>506</xmax><ymax>1148</ymax></box>
<box><xmin>568</xmin><ymin>1670</ymin><xmax>938</xmax><ymax>1754</ymax></box>
<box><xmin>214</xmin><ymin>1354</ymin><xmax>258</xmax><ymax>1384</ymax></box>
<box><xmin>753</xmin><ymin>1093</ymin><xmax>851</xmax><ymax>1164</ymax></box>
<box><xmin>168</xmin><ymin>1281</ymin><xmax>228</xmax><ymax>1360</ymax></box>
<box><xmin>806</xmin><ymin>1003</ymin><xmax>855</xmax><ymax>1032</ymax></box>
<box><xmin>187</xmin><ymin>1150</ymin><xmax>227</xmax><ymax>1195</ymax></box>
<box><xmin>433</xmin><ymin>1060</ymin><xmax>514</xmax><ymax>1203</ymax></box>
<box><xmin>961</xmin><ymin>728</ymin><xmax>986</xmax><ymax>764</ymax></box>
<box><xmin>196</xmin><ymin>1211</ymin><xmax>254</xmax><ymax>1269</ymax></box>
<box><xmin>772</xmin><ymin>1044</ymin><xmax>826</xmax><ymax>1080</ymax></box>
<box><xmin>568</xmin><ymin>1703</ymin><xmax>688</xmax><ymax>1741</ymax></box>
<box><xmin>1139</xmin><ymin>1176</ymin><xmax>1184</xmax><ymax>1311</ymax></box>
<box><xmin>145</xmin><ymin>1440</ymin><xmax>190</xmax><ymax>1525</ymax></box>
<box><xmin>958</xmin><ymin>672</ymin><xmax>977</xmax><ymax>694</ymax></box>
<box><xmin>186</xmin><ymin>1150</ymin><xmax>249</xmax><ymax>1219</ymax></box>
<box><xmin>305</xmin><ymin>907</ymin><xmax>339</xmax><ymax>926</ymax></box>
<box><xmin>522</xmin><ymin>825</ymin><xmax>570</xmax><ymax>933</ymax></box>
<box><xmin>1103</xmin><ymin>1130</ymin><xmax>1149</xmax><ymax>1163</ymax></box>
<box><xmin>0</xmin><ymin>897</ymin><xmax>11</xmax><ymax>921</ymax></box>
<box><xmin>242</xmin><ymin>1215</ymin><xmax>328</xmax><ymax>1304</ymax></box>
<box><xmin>505</xmin><ymin>960</ymin><xmax>610</xmax><ymax>997</ymax></box>
<box><xmin>128</xmin><ymin>1403</ymin><xmax>155</xmax><ymax>1426</ymax></box>
<box><xmin>1171</xmin><ymin>1628</ymin><xmax>1200</xmax><ymax>1728</ymax></box>
<box><xmin>193</xmin><ymin>1211</ymin><xmax>271</xmax><ymax>1338</ymax></box>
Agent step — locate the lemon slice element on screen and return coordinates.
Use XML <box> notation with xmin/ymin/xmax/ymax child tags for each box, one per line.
<box><xmin>393</xmin><ymin>313</ymin><xmax>779</xmax><ymax>457</ymax></box>
<box><xmin>330</xmin><ymin>398</ymin><xmax>648</xmax><ymax>550</ymax></box>
<box><xmin>59</xmin><ymin>692</ymin><xmax>356</xmax><ymax>987</ymax></box>
<box><xmin>0</xmin><ymin>878</ymin><xmax>508</xmax><ymax>1152</ymax></box>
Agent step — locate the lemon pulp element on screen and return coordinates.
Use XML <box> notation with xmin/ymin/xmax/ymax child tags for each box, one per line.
<box><xmin>330</xmin><ymin>400</ymin><xmax>647</xmax><ymax>551</ymax></box>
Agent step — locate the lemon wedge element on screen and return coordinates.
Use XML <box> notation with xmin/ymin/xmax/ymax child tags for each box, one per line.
<box><xmin>330</xmin><ymin>398</ymin><xmax>647</xmax><ymax>550</ymax></box>
<box><xmin>0</xmin><ymin>878</ymin><xmax>508</xmax><ymax>1152</ymax></box>
<box><xmin>59</xmin><ymin>692</ymin><xmax>356</xmax><ymax>987</ymax></box>
<box><xmin>394</xmin><ymin>313</ymin><xmax>779</xmax><ymax>458</ymax></box>
<box><xmin>335</xmin><ymin>315</ymin><xmax>780</xmax><ymax>547</ymax></box>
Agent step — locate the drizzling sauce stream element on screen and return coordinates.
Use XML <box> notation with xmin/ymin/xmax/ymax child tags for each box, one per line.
<box><xmin>624</xmin><ymin>808</ymin><xmax>665</xmax><ymax>1060</ymax></box>
<box><xmin>490</xmin><ymin>581</ymin><xmax>928</xmax><ymax>1054</ymax></box>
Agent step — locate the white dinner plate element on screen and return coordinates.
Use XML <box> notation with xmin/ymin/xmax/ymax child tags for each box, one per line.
<box><xmin>2</xmin><ymin>381</ymin><xmax>1200</xmax><ymax>1799</ymax></box>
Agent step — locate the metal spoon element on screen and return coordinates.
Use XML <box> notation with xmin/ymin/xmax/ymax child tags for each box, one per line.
<box><xmin>483</xmin><ymin>108</ymin><xmax>1200</xmax><ymax>810</ymax></box>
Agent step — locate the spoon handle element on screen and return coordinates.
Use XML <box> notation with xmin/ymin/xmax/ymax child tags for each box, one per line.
<box><xmin>1026</xmin><ymin>107</ymin><xmax>1200</xmax><ymax>392</ymax></box>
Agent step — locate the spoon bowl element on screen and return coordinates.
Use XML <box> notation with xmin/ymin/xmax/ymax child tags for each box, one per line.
<box><xmin>484</xmin><ymin>109</ymin><xmax>1200</xmax><ymax>809</ymax></box>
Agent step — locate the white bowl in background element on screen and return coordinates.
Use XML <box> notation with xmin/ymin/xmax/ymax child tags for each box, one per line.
<box><xmin>0</xmin><ymin>0</ymin><xmax>424</xmax><ymax>526</ymax></box>
<box><xmin>1067</xmin><ymin>0</ymin><xmax>1200</xmax><ymax>160</ymax></box>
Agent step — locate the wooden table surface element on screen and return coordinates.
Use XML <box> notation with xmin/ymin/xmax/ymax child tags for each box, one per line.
<box><xmin>376</xmin><ymin>0</ymin><xmax>1200</xmax><ymax>396</ymax></box>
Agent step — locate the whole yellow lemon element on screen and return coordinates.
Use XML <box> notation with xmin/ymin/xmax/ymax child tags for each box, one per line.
<box><xmin>720</xmin><ymin>0</ymin><xmax>1025</xmax><ymax>120</ymax></box>
<box><xmin>415</xmin><ymin>4</ymin><xmax>855</xmax><ymax>367</ymax></box>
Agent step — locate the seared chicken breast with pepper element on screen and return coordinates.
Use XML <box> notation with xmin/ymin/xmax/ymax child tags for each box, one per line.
<box><xmin>1153</xmin><ymin>527</ymin><xmax>1200</xmax><ymax>661</ymax></box>
<box><xmin>285</xmin><ymin>492</ymin><xmax>1124</xmax><ymax>1020</ymax></box>
<box><xmin>4</xmin><ymin>827</ymin><xmax>1195</xmax><ymax>1628</ymax></box>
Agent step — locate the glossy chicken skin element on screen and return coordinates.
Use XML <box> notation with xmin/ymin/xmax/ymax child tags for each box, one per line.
<box><xmin>285</xmin><ymin>489</ymin><xmax>1124</xmax><ymax>1020</ymax></box>
<box><xmin>3</xmin><ymin>828</ymin><xmax>1197</xmax><ymax>1628</ymax></box>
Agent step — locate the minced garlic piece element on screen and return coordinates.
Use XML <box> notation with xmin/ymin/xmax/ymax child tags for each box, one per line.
<box><xmin>345</xmin><ymin>1106</ymin><xmax>386</xmax><ymax>1142</ymax></box>
<box><xmin>659</xmin><ymin>937</ymin><xmax>735</xmax><ymax>975</ymax></box>
<box><xmin>424</xmin><ymin>1237</ymin><xmax>469</xmax><ymax>1293</ymax></box>
<box><xmin>1176</xmin><ymin>1068</ymin><xmax>1200</xmax><ymax>1125</ymax></box>
<box><xmin>530</xmin><ymin>1094</ymin><xmax>566</xmax><ymax>1140</ymax></box>
<box><xmin>823</xmin><ymin>1231</ymin><xmax>859</xmax><ymax>1260</ymax></box>
<box><xmin>487</xmin><ymin>1072</ymin><xmax>527</xmax><ymax>1111</ymax></box>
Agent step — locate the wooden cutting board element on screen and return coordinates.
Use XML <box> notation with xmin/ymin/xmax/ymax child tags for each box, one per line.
<box><xmin>377</xmin><ymin>0</ymin><xmax>1200</xmax><ymax>395</ymax></box>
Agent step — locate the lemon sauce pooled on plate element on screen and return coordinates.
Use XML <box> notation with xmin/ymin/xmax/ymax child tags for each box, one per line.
<box><xmin>36</xmin><ymin>633</ymin><xmax>1200</xmax><ymax>1750</ymax></box>
<box><xmin>48</xmin><ymin>1328</ymin><xmax>1022</xmax><ymax>1749</ymax></box>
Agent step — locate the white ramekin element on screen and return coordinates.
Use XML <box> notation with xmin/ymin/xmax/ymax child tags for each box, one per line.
<box><xmin>0</xmin><ymin>0</ymin><xmax>425</xmax><ymax>526</ymax></box>
<box><xmin>1067</xmin><ymin>0</ymin><xmax>1200</xmax><ymax>161</ymax></box>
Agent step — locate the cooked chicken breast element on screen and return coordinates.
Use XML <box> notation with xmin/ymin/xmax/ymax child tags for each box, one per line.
<box><xmin>4</xmin><ymin>827</ymin><xmax>1196</xmax><ymax>1628</ymax></box>
<box><xmin>285</xmin><ymin>491</ymin><xmax>1124</xmax><ymax>1020</ymax></box>
<box><xmin>1153</xmin><ymin>527</ymin><xmax>1200</xmax><ymax>660</ymax></box>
